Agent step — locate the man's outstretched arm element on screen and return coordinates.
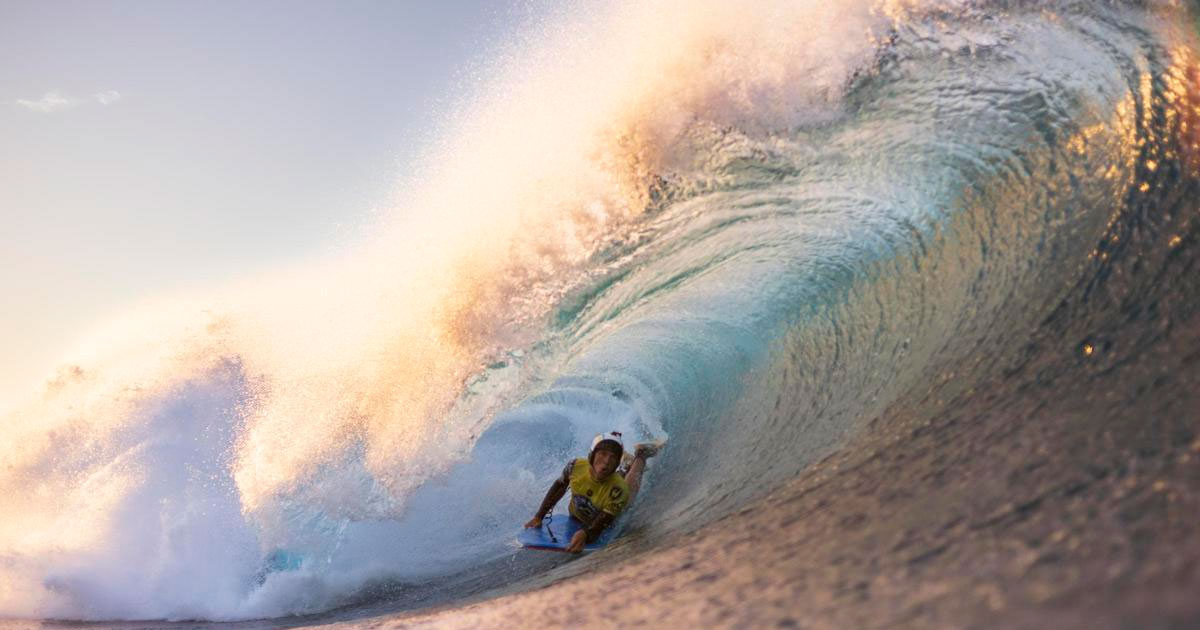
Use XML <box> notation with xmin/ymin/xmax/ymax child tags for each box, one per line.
<box><xmin>524</xmin><ymin>477</ymin><xmax>568</xmax><ymax>528</ymax></box>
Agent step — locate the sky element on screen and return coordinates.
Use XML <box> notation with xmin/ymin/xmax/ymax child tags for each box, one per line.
<box><xmin>0</xmin><ymin>1</ymin><xmax>527</xmax><ymax>407</ymax></box>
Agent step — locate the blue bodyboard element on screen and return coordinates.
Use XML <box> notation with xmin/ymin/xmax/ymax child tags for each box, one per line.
<box><xmin>518</xmin><ymin>514</ymin><xmax>615</xmax><ymax>552</ymax></box>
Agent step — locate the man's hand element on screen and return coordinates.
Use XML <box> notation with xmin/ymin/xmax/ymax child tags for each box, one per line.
<box><xmin>524</xmin><ymin>516</ymin><xmax>543</xmax><ymax>529</ymax></box>
<box><xmin>565</xmin><ymin>530</ymin><xmax>587</xmax><ymax>553</ymax></box>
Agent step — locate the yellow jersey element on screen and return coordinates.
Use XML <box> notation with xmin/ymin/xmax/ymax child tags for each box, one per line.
<box><xmin>559</xmin><ymin>458</ymin><xmax>630</xmax><ymax>525</ymax></box>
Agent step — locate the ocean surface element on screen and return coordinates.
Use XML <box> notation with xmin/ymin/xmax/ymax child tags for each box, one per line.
<box><xmin>3</xmin><ymin>1</ymin><xmax>1198</xmax><ymax>628</ymax></box>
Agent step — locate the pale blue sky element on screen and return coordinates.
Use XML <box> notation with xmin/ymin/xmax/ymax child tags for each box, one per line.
<box><xmin>0</xmin><ymin>1</ymin><xmax>527</xmax><ymax>406</ymax></box>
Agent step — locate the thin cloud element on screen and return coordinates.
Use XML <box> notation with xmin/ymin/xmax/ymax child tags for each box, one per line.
<box><xmin>94</xmin><ymin>90</ymin><xmax>122</xmax><ymax>105</ymax></box>
<box><xmin>16</xmin><ymin>91</ymin><xmax>75</xmax><ymax>113</ymax></box>
<box><xmin>13</xmin><ymin>90</ymin><xmax>123</xmax><ymax>112</ymax></box>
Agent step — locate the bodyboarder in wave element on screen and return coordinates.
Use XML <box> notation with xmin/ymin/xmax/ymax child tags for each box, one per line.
<box><xmin>524</xmin><ymin>431</ymin><xmax>660</xmax><ymax>553</ymax></box>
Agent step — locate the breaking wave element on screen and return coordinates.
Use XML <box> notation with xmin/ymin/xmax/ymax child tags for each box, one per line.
<box><xmin>1</xmin><ymin>0</ymin><xmax>1196</xmax><ymax>622</ymax></box>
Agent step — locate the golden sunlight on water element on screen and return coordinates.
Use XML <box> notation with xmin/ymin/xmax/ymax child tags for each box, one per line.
<box><xmin>1165</xmin><ymin>47</ymin><xmax>1199</xmax><ymax>174</ymax></box>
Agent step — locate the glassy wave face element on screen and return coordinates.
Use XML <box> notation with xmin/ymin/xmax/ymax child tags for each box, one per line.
<box><xmin>2</xmin><ymin>0</ymin><xmax>1197</xmax><ymax>622</ymax></box>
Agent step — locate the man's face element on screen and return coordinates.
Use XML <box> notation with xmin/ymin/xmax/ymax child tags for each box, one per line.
<box><xmin>590</xmin><ymin>448</ymin><xmax>619</xmax><ymax>480</ymax></box>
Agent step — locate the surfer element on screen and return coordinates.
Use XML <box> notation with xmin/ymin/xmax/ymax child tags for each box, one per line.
<box><xmin>524</xmin><ymin>432</ymin><xmax>659</xmax><ymax>553</ymax></box>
